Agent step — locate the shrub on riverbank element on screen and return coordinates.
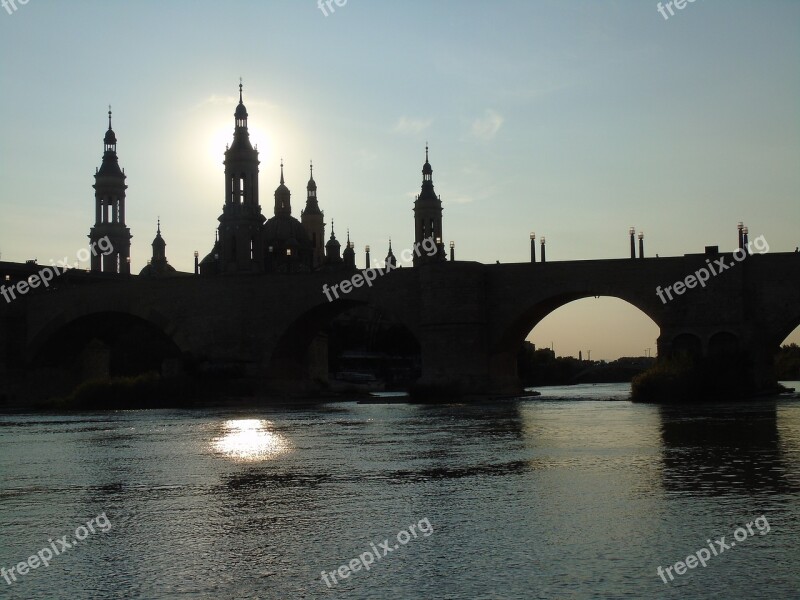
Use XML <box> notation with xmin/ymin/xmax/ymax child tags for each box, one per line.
<box><xmin>631</xmin><ymin>354</ymin><xmax>756</xmax><ymax>403</ymax></box>
<box><xmin>775</xmin><ymin>344</ymin><xmax>800</xmax><ymax>380</ymax></box>
<box><xmin>41</xmin><ymin>372</ymin><xmax>255</xmax><ymax>410</ymax></box>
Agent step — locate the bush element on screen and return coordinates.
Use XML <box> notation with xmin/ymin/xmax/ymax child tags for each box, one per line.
<box><xmin>631</xmin><ymin>353</ymin><xmax>754</xmax><ymax>403</ymax></box>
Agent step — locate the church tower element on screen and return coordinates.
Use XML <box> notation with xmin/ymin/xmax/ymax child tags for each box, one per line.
<box><xmin>217</xmin><ymin>81</ymin><xmax>266</xmax><ymax>272</ymax></box>
<box><xmin>413</xmin><ymin>145</ymin><xmax>445</xmax><ymax>266</ymax></box>
<box><xmin>301</xmin><ymin>161</ymin><xmax>325</xmax><ymax>269</ymax></box>
<box><xmin>90</xmin><ymin>108</ymin><xmax>131</xmax><ymax>274</ymax></box>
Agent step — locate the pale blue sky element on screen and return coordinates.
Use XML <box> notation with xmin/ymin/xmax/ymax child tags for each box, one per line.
<box><xmin>1</xmin><ymin>1</ymin><xmax>798</xmax><ymax>357</ymax></box>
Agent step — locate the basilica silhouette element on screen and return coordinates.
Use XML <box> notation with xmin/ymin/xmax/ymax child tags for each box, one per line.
<box><xmin>89</xmin><ymin>83</ymin><xmax>446</xmax><ymax>277</ymax></box>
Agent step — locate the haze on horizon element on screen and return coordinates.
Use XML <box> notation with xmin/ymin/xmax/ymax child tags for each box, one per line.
<box><xmin>1</xmin><ymin>0</ymin><xmax>798</xmax><ymax>359</ymax></box>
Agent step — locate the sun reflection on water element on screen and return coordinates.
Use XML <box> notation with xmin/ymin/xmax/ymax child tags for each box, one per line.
<box><xmin>212</xmin><ymin>419</ymin><xmax>290</xmax><ymax>461</ymax></box>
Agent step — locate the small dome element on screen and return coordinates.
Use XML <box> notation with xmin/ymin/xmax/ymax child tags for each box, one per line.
<box><xmin>104</xmin><ymin>128</ymin><xmax>117</xmax><ymax>145</ymax></box>
<box><xmin>263</xmin><ymin>215</ymin><xmax>312</xmax><ymax>247</ymax></box>
<box><xmin>235</xmin><ymin>101</ymin><xmax>248</xmax><ymax>120</ymax></box>
<box><xmin>138</xmin><ymin>262</ymin><xmax>176</xmax><ymax>277</ymax></box>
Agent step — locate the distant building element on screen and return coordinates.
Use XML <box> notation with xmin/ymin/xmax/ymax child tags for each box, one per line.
<box><xmin>88</xmin><ymin>83</ymin><xmax>446</xmax><ymax>275</ymax></box>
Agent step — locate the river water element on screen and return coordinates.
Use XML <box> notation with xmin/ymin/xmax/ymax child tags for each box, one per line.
<box><xmin>1</xmin><ymin>383</ymin><xmax>799</xmax><ymax>599</ymax></box>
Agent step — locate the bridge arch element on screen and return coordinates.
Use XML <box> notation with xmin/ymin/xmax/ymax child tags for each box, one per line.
<box><xmin>773</xmin><ymin>312</ymin><xmax>800</xmax><ymax>349</ymax></box>
<box><xmin>30</xmin><ymin>310</ymin><xmax>184</xmax><ymax>379</ymax></box>
<box><xmin>266</xmin><ymin>297</ymin><xmax>421</xmax><ymax>389</ymax></box>
<box><xmin>490</xmin><ymin>291</ymin><xmax>662</xmax><ymax>391</ymax></box>
<box><xmin>493</xmin><ymin>291</ymin><xmax>663</xmax><ymax>358</ymax></box>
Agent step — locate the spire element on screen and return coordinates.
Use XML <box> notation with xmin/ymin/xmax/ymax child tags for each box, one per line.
<box><xmin>422</xmin><ymin>144</ymin><xmax>433</xmax><ymax>180</ymax></box>
<box><xmin>385</xmin><ymin>237</ymin><xmax>397</xmax><ymax>269</ymax></box>
<box><xmin>303</xmin><ymin>159</ymin><xmax>321</xmax><ymax>215</ymax></box>
<box><xmin>152</xmin><ymin>219</ymin><xmax>166</xmax><ymax>256</ymax></box>
<box><xmin>274</xmin><ymin>159</ymin><xmax>291</xmax><ymax>217</ymax></box>
<box><xmin>325</xmin><ymin>218</ymin><xmax>342</xmax><ymax>264</ymax></box>
<box><xmin>103</xmin><ymin>105</ymin><xmax>118</xmax><ymax>153</ymax></box>
<box><xmin>307</xmin><ymin>160</ymin><xmax>317</xmax><ymax>190</ymax></box>
<box><xmin>234</xmin><ymin>79</ymin><xmax>248</xmax><ymax>127</ymax></box>
<box><xmin>342</xmin><ymin>228</ymin><xmax>355</xmax><ymax>267</ymax></box>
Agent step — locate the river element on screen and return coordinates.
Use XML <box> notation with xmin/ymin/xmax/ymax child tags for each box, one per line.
<box><xmin>1</xmin><ymin>382</ymin><xmax>799</xmax><ymax>599</ymax></box>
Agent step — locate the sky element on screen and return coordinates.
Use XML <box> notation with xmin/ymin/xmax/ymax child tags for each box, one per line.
<box><xmin>1</xmin><ymin>0</ymin><xmax>798</xmax><ymax>358</ymax></box>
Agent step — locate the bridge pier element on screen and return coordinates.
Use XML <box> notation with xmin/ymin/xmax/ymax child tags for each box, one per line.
<box><xmin>414</xmin><ymin>263</ymin><xmax>522</xmax><ymax>396</ymax></box>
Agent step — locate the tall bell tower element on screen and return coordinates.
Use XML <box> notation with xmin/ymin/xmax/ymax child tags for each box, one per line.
<box><xmin>413</xmin><ymin>145</ymin><xmax>445</xmax><ymax>266</ymax></box>
<box><xmin>89</xmin><ymin>107</ymin><xmax>131</xmax><ymax>274</ymax></box>
<box><xmin>301</xmin><ymin>161</ymin><xmax>325</xmax><ymax>268</ymax></box>
<box><xmin>217</xmin><ymin>81</ymin><xmax>266</xmax><ymax>272</ymax></box>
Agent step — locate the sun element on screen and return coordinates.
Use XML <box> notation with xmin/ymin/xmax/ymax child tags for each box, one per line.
<box><xmin>208</xmin><ymin>121</ymin><xmax>272</xmax><ymax>168</ymax></box>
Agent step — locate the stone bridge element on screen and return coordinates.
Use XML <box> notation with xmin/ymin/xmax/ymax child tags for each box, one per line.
<box><xmin>1</xmin><ymin>251</ymin><xmax>799</xmax><ymax>400</ymax></box>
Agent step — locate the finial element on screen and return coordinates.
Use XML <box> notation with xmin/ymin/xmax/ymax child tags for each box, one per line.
<box><xmin>280</xmin><ymin>158</ymin><xmax>285</xmax><ymax>184</ymax></box>
<box><xmin>389</xmin><ymin>237</ymin><xmax>393</xmax><ymax>251</ymax></box>
<box><xmin>310</xmin><ymin>160</ymin><xmax>313</xmax><ymax>179</ymax></box>
<box><xmin>215</xmin><ymin>229</ymin><xmax>218</xmax><ymax>242</ymax></box>
<box><xmin>425</xmin><ymin>142</ymin><xmax>429</xmax><ymax>163</ymax></box>
<box><xmin>157</xmin><ymin>217</ymin><xmax>161</xmax><ymax>235</ymax></box>
<box><xmin>239</xmin><ymin>77</ymin><xmax>243</xmax><ymax>103</ymax></box>
<box><xmin>331</xmin><ymin>218</ymin><xmax>335</xmax><ymax>234</ymax></box>
<box><xmin>108</xmin><ymin>105</ymin><xmax>112</xmax><ymax>129</ymax></box>
<box><xmin>347</xmin><ymin>228</ymin><xmax>351</xmax><ymax>243</ymax></box>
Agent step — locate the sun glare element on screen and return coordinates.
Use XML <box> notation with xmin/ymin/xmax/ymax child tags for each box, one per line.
<box><xmin>208</xmin><ymin>122</ymin><xmax>272</xmax><ymax>168</ymax></box>
<box><xmin>212</xmin><ymin>419</ymin><xmax>289</xmax><ymax>461</ymax></box>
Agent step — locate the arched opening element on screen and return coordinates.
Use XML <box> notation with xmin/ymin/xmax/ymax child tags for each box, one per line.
<box><xmin>671</xmin><ymin>333</ymin><xmax>703</xmax><ymax>358</ymax></box>
<box><xmin>33</xmin><ymin>312</ymin><xmax>181</xmax><ymax>381</ymax></box>
<box><xmin>268</xmin><ymin>300</ymin><xmax>421</xmax><ymax>393</ymax></box>
<box><xmin>784</xmin><ymin>324</ymin><xmax>800</xmax><ymax>347</ymax></box>
<box><xmin>513</xmin><ymin>296</ymin><xmax>659</xmax><ymax>387</ymax></box>
<box><xmin>775</xmin><ymin>324</ymin><xmax>800</xmax><ymax>382</ymax></box>
<box><xmin>27</xmin><ymin>312</ymin><xmax>182</xmax><ymax>401</ymax></box>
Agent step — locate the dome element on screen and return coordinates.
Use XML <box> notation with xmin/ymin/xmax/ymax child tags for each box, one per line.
<box><xmin>138</xmin><ymin>262</ymin><xmax>176</xmax><ymax>277</ymax></box>
<box><xmin>235</xmin><ymin>101</ymin><xmax>248</xmax><ymax>120</ymax></box>
<box><xmin>263</xmin><ymin>215</ymin><xmax>312</xmax><ymax>247</ymax></box>
<box><xmin>104</xmin><ymin>128</ymin><xmax>117</xmax><ymax>145</ymax></box>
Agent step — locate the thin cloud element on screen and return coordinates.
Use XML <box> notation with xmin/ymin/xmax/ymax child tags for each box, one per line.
<box><xmin>393</xmin><ymin>116</ymin><xmax>433</xmax><ymax>135</ymax></box>
<box><xmin>470</xmin><ymin>109</ymin><xmax>504</xmax><ymax>140</ymax></box>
